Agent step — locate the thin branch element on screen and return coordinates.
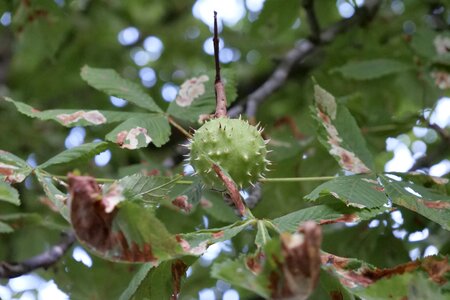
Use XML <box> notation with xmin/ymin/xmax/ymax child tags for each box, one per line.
<box><xmin>302</xmin><ymin>0</ymin><xmax>321</xmax><ymax>42</ymax></box>
<box><xmin>0</xmin><ymin>231</ymin><xmax>76</xmax><ymax>279</ymax></box>
<box><xmin>409</xmin><ymin>119</ymin><xmax>450</xmax><ymax>172</ymax></box>
<box><xmin>168</xmin><ymin>116</ymin><xmax>193</xmax><ymax>139</ymax></box>
<box><xmin>213</xmin><ymin>11</ymin><xmax>228</xmax><ymax>118</ymax></box>
<box><xmin>228</xmin><ymin>0</ymin><xmax>382</xmax><ymax>120</ymax></box>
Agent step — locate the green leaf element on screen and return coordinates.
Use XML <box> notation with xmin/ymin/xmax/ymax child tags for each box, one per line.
<box><xmin>106</xmin><ymin>115</ymin><xmax>171</xmax><ymax>148</ymax></box>
<box><xmin>255</xmin><ymin>220</ymin><xmax>271</xmax><ymax>248</ymax></box>
<box><xmin>113</xmin><ymin>173</ymin><xmax>181</xmax><ymax>205</ymax></box>
<box><xmin>252</xmin><ymin>0</ymin><xmax>300</xmax><ymax>38</ymax></box>
<box><xmin>38</xmin><ymin>142</ymin><xmax>109</xmax><ymax>169</ymax></box>
<box><xmin>305</xmin><ymin>175</ymin><xmax>388</xmax><ymax>209</ymax></box>
<box><xmin>167</xmin><ymin>70</ymin><xmax>237</xmax><ymax>123</ymax></box>
<box><xmin>180</xmin><ymin>221</ymin><xmax>251</xmax><ymax>252</ymax></box>
<box><xmin>0</xmin><ymin>220</ymin><xmax>14</xmax><ymax>233</ymax></box>
<box><xmin>353</xmin><ymin>272</ymin><xmax>447</xmax><ymax>300</ymax></box>
<box><xmin>313</xmin><ymin>85</ymin><xmax>374</xmax><ymax>173</ymax></box>
<box><xmin>272</xmin><ymin>202</ymin><xmax>386</xmax><ymax>232</ymax></box>
<box><xmin>119</xmin><ymin>259</ymin><xmax>191</xmax><ymax>300</ymax></box>
<box><xmin>0</xmin><ymin>150</ymin><xmax>32</xmax><ymax>183</ymax></box>
<box><xmin>69</xmin><ymin>174</ymin><xmax>250</xmax><ymax>263</ymax></box>
<box><xmin>3</xmin><ymin>97</ymin><xmax>145</xmax><ymax>127</ymax></box>
<box><xmin>81</xmin><ymin>66</ymin><xmax>163</xmax><ymax>113</ymax></box>
<box><xmin>0</xmin><ymin>181</ymin><xmax>20</xmax><ymax>206</ymax></box>
<box><xmin>200</xmin><ymin>191</ymin><xmax>240</xmax><ymax>223</ymax></box>
<box><xmin>410</xmin><ymin>28</ymin><xmax>437</xmax><ymax>58</ymax></box>
<box><xmin>331</xmin><ymin>59</ymin><xmax>412</xmax><ymax>80</ymax></box>
<box><xmin>34</xmin><ymin>170</ymin><xmax>70</xmax><ymax>221</ymax></box>
<box><xmin>212</xmin><ymin>256</ymin><xmax>270</xmax><ymax>298</ymax></box>
<box><xmin>315</xmin><ymin>269</ymin><xmax>355</xmax><ymax>300</ymax></box>
<box><xmin>379</xmin><ymin>174</ymin><xmax>450</xmax><ymax>230</ymax></box>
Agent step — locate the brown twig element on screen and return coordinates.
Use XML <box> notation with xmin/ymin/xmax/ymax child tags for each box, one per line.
<box><xmin>213</xmin><ymin>11</ymin><xmax>228</xmax><ymax>118</ymax></box>
<box><xmin>212</xmin><ymin>164</ymin><xmax>246</xmax><ymax>216</ymax></box>
<box><xmin>0</xmin><ymin>231</ymin><xmax>76</xmax><ymax>278</ymax></box>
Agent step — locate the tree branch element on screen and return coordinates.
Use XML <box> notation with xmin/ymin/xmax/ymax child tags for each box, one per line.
<box><xmin>0</xmin><ymin>231</ymin><xmax>76</xmax><ymax>279</ymax></box>
<box><xmin>213</xmin><ymin>11</ymin><xmax>228</xmax><ymax>118</ymax></box>
<box><xmin>409</xmin><ymin>119</ymin><xmax>450</xmax><ymax>172</ymax></box>
<box><xmin>302</xmin><ymin>0</ymin><xmax>321</xmax><ymax>42</ymax></box>
<box><xmin>228</xmin><ymin>0</ymin><xmax>382</xmax><ymax>120</ymax></box>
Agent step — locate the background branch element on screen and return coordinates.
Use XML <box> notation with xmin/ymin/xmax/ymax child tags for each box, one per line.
<box><xmin>409</xmin><ymin>118</ymin><xmax>450</xmax><ymax>171</ymax></box>
<box><xmin>303</xmin><ymin>0</ymin><xmax>321</xmax><ymax>42</ymax></box>
<box><xmin>228</xmin><ymin>0</ymin><xmax>382</xmax><ymax>120</ymax></box>
<box><xmin>0</xmin><ymin>231</ymin><xmax>76</xmax><ymax>279</ymax></box>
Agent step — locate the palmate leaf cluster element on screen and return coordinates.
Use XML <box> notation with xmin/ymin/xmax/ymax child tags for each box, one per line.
<box><xmin>0</xmin><ymin>0</ymin><xmax>450</xmax><ymax>299</ymax></box>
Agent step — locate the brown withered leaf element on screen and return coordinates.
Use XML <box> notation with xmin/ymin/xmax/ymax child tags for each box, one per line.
<box><xmin>270</xmin><ymin>221</ymin><xmax>322</xmax><ymax>300</ymax></box>
<box><xmin>321</xmin><ymin>253</ymin><xmax>450</xmax><ymax>288</ymax></box>
<box><xmin>68</xmin><ymin>174</ymin><xmax>115</xmax><ymax>252</ymax></box>
<box><xmin>68</xmin><ymin>174</ymin><xmax>179</xmax><ymax>263</ymax></box>
<box><xmin>171</xmin><ymin>260</ymin><xmax>188</xmax><ymax>300</ymax></box>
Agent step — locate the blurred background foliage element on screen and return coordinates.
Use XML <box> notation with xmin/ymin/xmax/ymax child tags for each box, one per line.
<box><xmin>0</xmin><ymin>0</ymin><xmax>449</xmax><ymax>299</ymax></box>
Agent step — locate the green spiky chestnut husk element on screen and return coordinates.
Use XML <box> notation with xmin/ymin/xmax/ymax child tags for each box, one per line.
<box><xmin>188</xmin><ymin>117</ymin><xmax>268</xmax><ymax>188</ymax></box>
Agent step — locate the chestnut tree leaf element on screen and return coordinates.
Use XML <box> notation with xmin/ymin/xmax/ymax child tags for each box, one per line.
<box><xmin>0</xmin><ymin>181</ymin><xmax>20</xmax><ymax>206</ymax></box>
<box><xmin>105</xmin><ymin>115</ymin><xmax>171</xmax><ymax>149</ymax></box>
<box><xmin>331</xmin><ymin>59</ymin><xmax>412</xmax><ymax>80</ymax></box>
<box><xmin>313</xmin><ymin>85</ymin><xmax>374</xmax><ymax>173</ymax></box>
<box><xmin>305</xmin><ymin>174</ymin><xmax>388</xmax><ymax>209</ymax></box>
<box><xmin>167</xmin><ymin>70</ymin><xmax>237</xmax><ymax>123</ymax></box>
<box><xmin>38</xmin><ymin>141</ymin><xmax>109</xmax><ymax>169</ymax></box>
<box><xmin>379</xmin><ymin>174</ymin><xmax>450</xmax><ymax>230</ymax></box>
<box><xmin>0</xmin><ymin>150</ymin><xmax>32</xmax><ymax>183</ymax></box>
<box><xmin>81</xmin><ymin>66</ymin><xmax>163</xmax><ymax>113</ymax></box>
<box><xmin>3</xmin><ymin>97</ymin><xmax>145</xmax><ymax>127</ymax></box>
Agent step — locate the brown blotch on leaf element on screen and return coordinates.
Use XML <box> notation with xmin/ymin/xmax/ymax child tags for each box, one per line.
<box><xmin>330</xmin><ymin>291</ymin><xmax>344</xmax><ymax>300</ymax></box>
<box><xmin>172</xmin><ymin>195</ymin><xmax>192</xmax><ymax>213</ymax></box>
<box><xmin>200</xmin><ymin>198</ymin><xmax>213</xmax><ymax>208</ymax></box>
<box><xmin>269</xmin><ymin>221</ymin><xmax>322</xmax><ymax>300</ymax></box>
<box><xmin>419</xmin><ymin>199</ymin><xmax>450</xmax><ymax>209</ymax></box>
<box><xmin>321</xmin><ymin>254</ymin><xmax>450</xmax><ymax>287</ymax></box>
<box><xmin>171</xmin><ymin>260</ymin><xmax>188</xmax><ymax>300</ymax></box>
<box><xmin>246</xmin><ymin>251</ymin><xmax>264</xmax><ymax>275</ymax></box>
<box><xmin>68</xmin><ymin>174</ymin><xmax>157</xmax><ymax>263</ymax></box>
<box><xmin>212</xmin><ymin>231</ymin><xmax>224</xmax><ymax>239</ymax></box>
<box><xmin>69</xmin><ymin>174</ymin><xmax>115</xmax><ymax>252</ymax></box>
<box><xmin>318</xmin><ymin>214</ymin><xmax>358</xmax><ymax>225</ymax></box>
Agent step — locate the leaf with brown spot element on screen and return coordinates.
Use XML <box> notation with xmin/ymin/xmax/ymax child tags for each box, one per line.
<box><xmin>68</xmin><ymin>174</ymin><xmax>180</xmax><ymax>263</ymax></box>
<box><xmin>56</xmin><ymin>110</ymin><xmax>106</xmax><ymax>125</ymax></box>
<box><xmin>212</xmin><ymin>222</ymin><xmax>322</xmax><ymax>300</ymax></box>
<box><xmin>106</xmin><ymin>115</ymin><xmax>171</xmax><ymax>148</ymax></box>
<box><xmin>380</xmin><ymin>174</ymin><xmax>450</xmax><ymax>230</ymax></box>
<box><xmin>305</xmin><ymin>174</ymin><xmax>388</xmax><ymax>209</ymax></box>
<box><xmin>312</xmin><ymin>84</ymin><xmax>374</xmax><ymax>173</ymax></box>
<box><xmin>3</xmin><ymin>96</ymin><xmax>144</xmax><ymax>127</ymax></box>
<box><xmin>35</xmin><ymin>170</ymin><xmax>69</xmax><ymax>220</ymax></box>
<box><xmin>322</xmin><ymin>253</ymin><xmax>450</xmax><ymax>289</ymax></box>
<box><xmin>119</xmin><ymin>258</ymin><xmax>195</xmax><ymax>300</ymax></box>
<box><xmin>167</xmin><ymin>70</ymin><xmax>237</xmax><ymax>123</ymax></box>
<box><xmin>0</xmin><ymin>150</ymin><xmax>32</xmax><ymax>184</ymax></box>
<box><xmin>272</xmin><ymin>201</ymin><xmax>386</xmax><ymax>232</ymax></box>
